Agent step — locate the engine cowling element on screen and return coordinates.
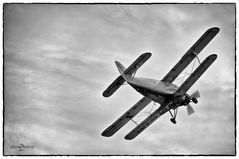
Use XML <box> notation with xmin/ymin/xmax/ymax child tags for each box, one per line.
<box><xmin>192</xmin><ymin>97</ymin><xmax>198</xmax><ymax>103</ymax></box>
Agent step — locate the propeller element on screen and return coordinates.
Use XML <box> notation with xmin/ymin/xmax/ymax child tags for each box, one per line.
<box><xmin>190</xmin><ymin>90</ymin><xmax>200</xmax><ymax>99</ymax></box>
<box><xmin>186</xmin><ymin>90</ymin><xmax>200</xmax><ymax>115</ymax></box>
<box><xmin>187</xmin><ymin>104</ymin><xmax>195</xmax><ymax>115</ymax></box>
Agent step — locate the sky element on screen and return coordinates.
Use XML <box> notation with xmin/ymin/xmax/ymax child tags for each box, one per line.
<box><xmin>3</xmin><ymin>4</ymin><xmax>235</xmax><ymax>155</ymax></box>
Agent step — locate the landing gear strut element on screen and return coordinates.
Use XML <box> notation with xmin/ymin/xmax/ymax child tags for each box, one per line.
<box><xmin>169</xmin><ymin>108</ymin><xmax>178</xmax><ymax>124</ymax></box>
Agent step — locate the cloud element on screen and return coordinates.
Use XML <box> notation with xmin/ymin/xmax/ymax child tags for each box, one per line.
<box><xmin>4</xmin><ymin>4</ymin><xmax>235</xmax><ymax>155</ymax></box>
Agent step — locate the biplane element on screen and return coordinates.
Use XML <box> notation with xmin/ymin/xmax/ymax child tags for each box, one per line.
<box><xmin>101</xmin><ymin>27</ymin><xmax>220</xmax><ymax>140</ymax></box>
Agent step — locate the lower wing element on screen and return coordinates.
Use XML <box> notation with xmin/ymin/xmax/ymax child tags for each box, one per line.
<box><xmin>101</xmin><ymin>97</ymin><xmax>152</xmax><ymax>137</ymax></box>
<box><xmin>125</xmin><ymin>103</ymin><xmax>171</xmax><ymax>140</ymax></box>
<box><xmin>103</xmin><ymin>75</ymin><xmax>125</xmax><ymax>97</ymax></box>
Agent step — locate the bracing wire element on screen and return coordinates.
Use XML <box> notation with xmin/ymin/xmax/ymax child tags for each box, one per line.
<box><xmin>175</xmin><ymin>57</ymin><xmax>199</xmax><ymax>84</ymax></box>
<box><xmin>191</xmin><ymin>58</ymin><xmax>197</xmax><ymax>74</ymax></box>
<box><xmin>134</xmin><ymin>102</ymin><xmax>157</xmax><ymax>119</ymax></box>
<box><xmin>134</xmin><ymin>113</ymin><xmax>151</xmax><ymax>118</ymax></box>
<box><xmin>148</xmin><ymin>102</ymin><xmax>156</xmax><ymax>115</ymax></box>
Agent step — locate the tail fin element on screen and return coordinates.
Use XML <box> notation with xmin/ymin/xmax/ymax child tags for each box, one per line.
<box><xmin>115</xmin><ymin>61</ymin><xmax>132</xmax><ymax>82</ymax></box>
<box><xmin>115</xmin><ymin>61</ymin><xmax>126</xmax><ymax>75</ymax></box>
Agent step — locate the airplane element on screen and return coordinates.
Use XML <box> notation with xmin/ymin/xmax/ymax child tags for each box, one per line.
<box><xmin>101</xmin><ymin>27</ymin><xmax>220</xmax><ymax>140</ymax></box>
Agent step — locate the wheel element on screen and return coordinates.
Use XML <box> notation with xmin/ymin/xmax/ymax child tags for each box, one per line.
<box><xmin>170</xmin><ymin>118</ymin><xmax>176</xmax><ymax>124</ymax></box>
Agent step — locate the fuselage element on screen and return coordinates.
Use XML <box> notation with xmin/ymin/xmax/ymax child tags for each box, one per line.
<box><xmin>127</xmin><ymin>77</ymin><xmax>179</xmax><ymax>106</ymax></box>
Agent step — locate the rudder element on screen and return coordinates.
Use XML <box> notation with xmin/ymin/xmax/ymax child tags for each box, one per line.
<box><xmin>115</xmin><ymin>61</ymin><xmax>132</xmax><ymax>82</ymax></box>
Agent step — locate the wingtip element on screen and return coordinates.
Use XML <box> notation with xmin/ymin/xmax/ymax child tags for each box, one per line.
<box><xmin>101</xmin><ymin>131</ymin><xmax>112</xmax><ymax>137</ymax></box>
<box><xmin>145</xmin><ymin>52</ymin><xmax>152</xmax><ymax>56</ymax></box>
<box><xmin>141</xmin><ymin>52</ymin><xmax>152</xmax><ymax>57</ymax></box>
<box><xmin>115</xmin><ymin>61</ymin><xmax>120</xmax><ymax>65</ymax></box>
<box><xmin>124</xmin><ymin>135</ymin><xmax>133</xmax><ymax>140</ymax></box>
<box><xmin>210</xmin><ymin>54</ymin><xmax>218</xmax><ymax>59</ymax></box>
<box><xmin>208</xmin><ymin>27</ymin><xmax>220</xmax><ymax>33</ymax></box>
<box><xmin>102</xmin><ymin>91</ymin><xmax>109</xmax><ymax>97</ymax></box>
<box><xmin>124</xmin><ymin>133</ymin><xmax>135</xmax><ymax>140</ymax></box>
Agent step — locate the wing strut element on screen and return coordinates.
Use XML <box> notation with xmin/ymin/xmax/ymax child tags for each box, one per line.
<box><xmin>193</xmin><ymin>52</ymin><xmax>201</xmax><ymax>64</ymax></box>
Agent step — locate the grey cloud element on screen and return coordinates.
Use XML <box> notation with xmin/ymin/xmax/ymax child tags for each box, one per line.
<box><xmin>4</xmin><ymin>4</ymin><xmax>235</xmax><ymax>155</ymax></box>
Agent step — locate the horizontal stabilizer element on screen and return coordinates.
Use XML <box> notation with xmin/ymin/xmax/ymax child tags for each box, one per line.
<box><xmin>103</xmin><ymin>52</ymin><xmax>152</xmax><ymax>97</ymax></box>
<box><xmin>103</xmin><ymin>75</ymin><xmax>125</xmax><ymax>97</ymax></box>
<box><xmin>124</xmin><ymin>52</ymin><xmax>152</xmax><ymax>75</ymax></box>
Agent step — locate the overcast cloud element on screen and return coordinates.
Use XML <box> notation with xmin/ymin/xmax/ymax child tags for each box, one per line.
<box><xmin>4</xmin><ymin>4</ymin><xmax>235</xmax><ymax>155</ymax></box>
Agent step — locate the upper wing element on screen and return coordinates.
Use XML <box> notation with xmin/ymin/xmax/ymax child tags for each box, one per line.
<box><xmin>103</xmin><ymin>52</ymin><xmax>152</xmax><ymax>97</ymax></box>
<box><xmin>174</xmin><ymin>54</ymin><xmax>217</xmax><ymax>95</ymax></box>
<box><xmin>162</xmin><ymin>27</ymin><xmax>219</xmax><ymax>83</ymax></box>
<box><xmin>101</xmin><ymin>97</ymin><xmax>152</xmax><ymax>137</ymax></box>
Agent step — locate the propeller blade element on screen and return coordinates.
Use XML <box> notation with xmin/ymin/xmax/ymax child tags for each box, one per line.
<box><xmin>191</xmin><ymin>90</ymin><xmax>200</xmax><ymax>98</ymax></box>
<box><xmin>187</xmin><ymin>104</ymin><xmax>195</xmax><ymax>115</ymax></box>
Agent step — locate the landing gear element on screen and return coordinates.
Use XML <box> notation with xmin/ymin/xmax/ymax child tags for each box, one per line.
<box><xmin>169</xmin><ymin>108</ymin><xmax>178</xmax><ymax>124</ymax></box>
<box><xmin>170</xmin><ymin>118</ymin><xmax>176</xmax><ymax>124</ymax></box>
